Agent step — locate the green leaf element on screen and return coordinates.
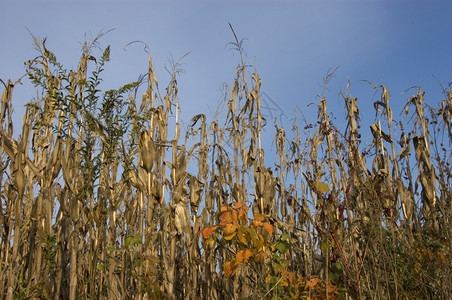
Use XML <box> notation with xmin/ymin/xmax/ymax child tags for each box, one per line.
<box><xmin>279</xmin><ymin>258</ymin><xmax>289</xmax><ymax>268</ymax></box>
<box><xmin>276</xmin><ymin>240</ymin><xmax>288</xmax><ymax>254</ymax></box>
<box><xmin>281</xmin><ymin>233</ymin><xmax>290</xmax><ymax>241</ymax></box>
<box><xmin>249</xmin><ymin>227</ymin><xmax>258</xmax><ymax>242</ymax></box>
<box><xmin>96</xmin><ymin>263</ymin><xmax>104</xmax><ymax>271</ymax></box>
<box><xmin>133</xmin><ymin>258</ymin><xmax>142</xmax><ymax>268</ymax></box>
<box><xmin>273</xmin><ymin>263</ymin><xmax>284</xmax><ymax>273</ymax></box>
<box><xmin>329</xmin><ymin>272</ymin><xmax>340</xmax><ymax>282</ymax></box>
<box><xmin>125</xmin><ymin>235</ymin><xmax>142</xmax><ymax>247</ymax></box>
<box><xmin>320</xmin><ymin>240</ymin><xmax>329</xmax><ymax>254</ymax></box>
<box><xmin>333</xmin><ymin>262</ymin><xmax>343</xmax><ymax>272</ymax></box>
<box><xmin>314</xmin><ymin>181</ymin><xmax>329</xmax><ymax>193</ymax></box>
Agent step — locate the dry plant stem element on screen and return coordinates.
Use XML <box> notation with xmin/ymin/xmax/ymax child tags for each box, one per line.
<box><xmin>1</xmin><ymin>31</ymin><xmax>451</xmax><ymax>299</ymax></box>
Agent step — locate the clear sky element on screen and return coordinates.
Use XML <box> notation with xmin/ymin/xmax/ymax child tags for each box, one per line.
<box><xmin>1</xmin><ymin>0</ymin><xmax>451</xmax><ymax>149</ymax></box>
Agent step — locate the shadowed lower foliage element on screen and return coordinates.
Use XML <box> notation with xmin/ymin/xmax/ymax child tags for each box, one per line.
<box><xmin>0</xmin><ymin>32</ymin><xmax>451</xmax><ymax>300</ymax></box>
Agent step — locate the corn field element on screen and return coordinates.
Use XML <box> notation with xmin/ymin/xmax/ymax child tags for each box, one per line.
<box><xmin>1</xmin><ymin>31</ymin><xmax>451</xmax><ymax>299</ymax></box>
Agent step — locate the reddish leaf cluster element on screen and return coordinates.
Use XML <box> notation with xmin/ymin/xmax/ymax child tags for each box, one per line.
<box><xmin>200</xmin><ymin>202</ymin><xmax>274</xmax><ymax>277</ymax></box>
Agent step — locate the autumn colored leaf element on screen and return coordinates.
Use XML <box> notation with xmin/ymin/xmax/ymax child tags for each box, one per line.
<box><xmin>254</xmin><ymin>233</ymin><xmax>265</xmax><ymax>249</ymax></box>
<box><xmin>327</xmin><ymin>281</ymin><xmax>338</xmax><ymax>294</ymax></box>
<box><xmin>305</xmin><ymin>277</ymin><xmax>320</xmax><ymax>288</ymax></box>
<box><xmin>281</xmin><ymin>269</ymin><xmax>290</xmax><ymax>279</ymax></box>
<box><xmin>219</xmin><ymin>211</ymin><xmax>232</xmax><ymax>224</ymax></box>
<box><xmin>203</xmin><ymin>236</ymin><xmax>215</xmax><ymax>249</ymax></box>
<box><xmin>233</xmin><ymin>202</ymin><xmax>248</xmax><ymax>209</ymax></box>
<box><xmin>202</xmin><ymin>226</ymin><xmax>217</xmax><ymax>239</ymax></box>
<box><xmin>224</xmin><ymin>261</ymin><xmax>233</xmax><ymax>277</ymax></box>
<box><xmin>231</xmin><ymin>209</ymin><xmax>238</xmax><ymax>222</ymax></box>
<box><xmin>238</xmin><ymin>207</ymin><xmax>248</xmax><ymax>221</ymax></box>
<box><xmin>280</xmin><ymin>277</ymin><xmax>289</xmax><ymax>287</ymax></box>
<box><xmin>223</xmin><ymin>231</ymin><xmax>236</xmax><ymax>240</ymax></box>
<box><xmin>263</xmin><ymin>222</ymin><xmax>274</xmax><ymax>235</ymax></box>
<box><xmin>254</xmin><ymin>213</ymin><xmax>265</xmax><ymax>222</ymax></box>
<box><xmin>252</xmin><ymin>219</ymin><xmax>263</xmax><ymax>228</ymax></box>
<box><xmin>223</xmin><ymin>260</ymin><xmax>238</xmax><ymax>277</ymax></box>
<box><xmin>236</xmin><ymin>249</ymin><xmax>245</xmax><ymax>263</ymax></box>
<box><xmin>223</xmin><ymin>223</ymin><xmax>239</xmax><ymax>235</ymax></box>
<box><xmin>237</xmin><ymin>248</ymin><xmax>253</xmax><ymax>263</ymax></box>
<box><xmin>245</xmin><ymin>248</ymin><xmax>253</xmax><ymax>260</ymax></box>
<box><xmin>220</xmin><ymin>204</ymin><xmax>229</xmax><ymax>212</ymax></box>
<box><xmin>241</xmin><ymin>204</ymin><xmax>250</xmax><ymax>214</ymax></box>
<box><xmin>265</xmin><ymin>274</ymin><xmax>272</xmax><ymax>284</ymax></box>
<box><xmin>248</xmin><ymin>227</ymin><xmax>258</xmax><ymax>241</ymax></box>
<box><xmin>237</xmin><ymin>229</ymin><xmax>248</xmax><ymax>244</ymax></box>
<box><xmin>254</xmin><ymin>251</ymin><xmax>267</xmax><ymax>263</ymax></box>
<box><xmin>283</xmin><ymin>270</ymin><xmax>296</xmax><ymax>285</ymax></box>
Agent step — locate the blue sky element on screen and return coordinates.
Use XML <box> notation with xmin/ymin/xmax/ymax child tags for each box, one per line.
<box><xmin>1</xmin><ymin>0</ymin><xmax>451</xmax><ymax>150</ymax></box>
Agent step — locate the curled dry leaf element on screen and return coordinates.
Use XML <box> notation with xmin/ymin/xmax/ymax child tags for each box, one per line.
<box><xmin>139</xmin><ymin>130</ymin><xmax>155</xmax><ymax>173</ymax></box>
<box><xmin>174</xmin><ymin>202</ymin><xmax>189</xmax><ymax>235</ymax></box>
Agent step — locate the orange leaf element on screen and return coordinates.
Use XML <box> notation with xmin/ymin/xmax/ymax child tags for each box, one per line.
<box><xmin>223</xmin><ymin>260</ymin><xmax>237</xmax><ymax>277</ymax></box>
<box><xmin>202</xmin><ymin>226</ymin><xmax>216</xmax><ymax>239</ymax></box>
<box><xmin>254</xmin><ymin>213</ymin><xmax>265</xmax><ymax>222</ymax></box>
<box><xmin>238</xmin><ymin>207</ymin><xmax>248</xmax><ymax>221</ymax></box>
<box><xmin>237</xmin><ymin>249</ymin><xmax>253</xmax><ymax>263</ymax></box>
<box><xmin>254</xmin><ymin>251</ymin><xmax>267</xmax><ymax>263</ymax></box>
<box><xmin>243</xmin><ymin>248</ymin><xmax>253</xmax><ymax>261</ymax></box>
<box><xmin>231</xmin><ymin>210</ymin><xmax>238</xmax><ymax>222</ymax></box>
<box><xmin>265</xmin><ymin>274</ymin><xmax>272</xmax><ymax>283</ymax></box>
<box><xmin>223</xmin><ymin>223</ymin><xmax>238</xmax><ymax>235</ymax></box>
<box><xmin>237</xmin><ymin>250</ymin><xmax>246</xmax><ymax>263</ymax></box>
<box><xmin>234</xmin><ymin>202</ymin><xmax>249</xmax><ymax>213</ymax></box>
<box><xmin>252</xmin><ymin>220</ymin><xmax>263</xmax><ymax>228</ymax></box>
<box><xmin>224</xmin><ymin>261</ymin><xmax>233</xmax><ymax>277</ymax></box>
<box><xmin>236</xmin><ymin>250</ymin><xmax>244</xmax><ymax>263</ymax></box>
<box><xmin>220</xmin><ymin>204</ymin><xmax>229</xmax><ymax>212</ymax></box>
<box><xmin>327</xmin><ymin>281</ymin><xmax>337</xmax><ymax>294</ymax></box>
<box><xmin>263</xmin><ymin>222</ymin><xmax>274</xmax><ymax>235</ymax></box>
<box><xmin>305</xmin><ymin>277</ymin><xmax>320</xmax><ymax>288</ymax></box>
<box><xmin>281</xmin><ymin>270</ymin><xmax>295</xmax><ymax>285</ymax></box>
<box><xmin>233</xmin><ymin>202</ymin><xmax>243</xmax><ymax>209</ymax></box>
<box><xmin>220</xmin><ymin>211</ymin><xmax>232</xmax><ymax>224</ymax></box>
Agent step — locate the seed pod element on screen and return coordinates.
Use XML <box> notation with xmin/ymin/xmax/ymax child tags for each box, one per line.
<box><xmin>174</xmin><ymin>202</ymin><xmax>189</xmax><ymax>235</ymax></box>
<box><xmin>139</xmin><ymin>130</ymin><xmax>154</xmax><ymax>173</ymax></box>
